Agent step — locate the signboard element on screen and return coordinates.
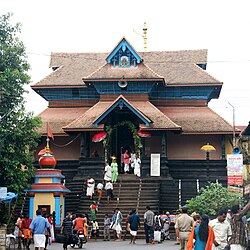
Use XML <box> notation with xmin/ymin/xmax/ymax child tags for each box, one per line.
<box><xmin>227</xmin><ymin>154</ymin><xmax>243</xmax><ymax>186</ymax></box>
<box><xmin>0</xmin><ymin>187</ymin><xmax>7</xmax><ymax>199</ymax></box>
<box><xmin>150</xmin><ymin>153</ymin><xmax>160</xmax><ymax>176</ymax></box>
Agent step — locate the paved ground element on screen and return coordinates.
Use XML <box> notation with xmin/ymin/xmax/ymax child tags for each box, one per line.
<box><xmin>27</xmin><ymin>239</ymin><xmax>180</xmax><ymax>250</ymax></box>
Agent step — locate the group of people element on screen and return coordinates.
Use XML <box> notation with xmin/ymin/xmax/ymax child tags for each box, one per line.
<box><xmin>174</xmin><ymin>203</ymin><xmax>250</xmax><ymax>250</ymax></box>
<box><xmin>122</xmin><ymin>150</ymin><xmax>141</xmax><ymax>177</ymax></box>
<box><xmin>85</xmin><ymin>177</ymin><xmax>114</xmax><ymax>204</ymax></box>
<box><xmin>14</xmin><ymin>209</ymin><xmax>53</xmax><ymax>250</ymax></box>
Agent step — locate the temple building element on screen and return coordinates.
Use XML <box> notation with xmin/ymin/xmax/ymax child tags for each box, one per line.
<box><xmin>32</xmin><ymin>37</ymin><xmax>235</xmax><ymax>211</ymax></box>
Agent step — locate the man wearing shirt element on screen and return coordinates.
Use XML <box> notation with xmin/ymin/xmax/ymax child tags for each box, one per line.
<box><xmin>144</xmin><ymin>206</ymin><xmax>155</xmax><ymax>244</ymax></box>
<box><xmin>29</xmin><ymin>210</ymin><xmax>50</xmax><ymax>250</ymax></box>
<box><xmin>73</xmin><ymin>214</ymin><xmax>85</xmax><ymax>232</ymax></box>
<box><xmin>209</xmin><ymin>209</ymin><xmax>232</xmax><ymax>250</ymax></box>
<box><xmin>175</xmin><ymin>206</ymin><xmax>194</xmax><ymax>250</ymax></box>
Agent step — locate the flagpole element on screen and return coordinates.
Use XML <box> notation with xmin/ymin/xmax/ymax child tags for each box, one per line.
<box><xmin>46</xmin><ymin>122</ymin><xmax>50</xmax><ymax>152</ymax></box>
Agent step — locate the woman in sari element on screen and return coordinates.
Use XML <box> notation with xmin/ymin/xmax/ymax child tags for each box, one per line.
<box><xmin>187</xmin><ymin>214</ymin><xmax>215</xmax><ymax>250</ymax></box>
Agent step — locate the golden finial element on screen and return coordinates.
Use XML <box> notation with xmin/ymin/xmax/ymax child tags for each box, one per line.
<box><xmin>143</xmin><ymin>22</ymin><xmax>147</xmax><ymax>52</ymax></box>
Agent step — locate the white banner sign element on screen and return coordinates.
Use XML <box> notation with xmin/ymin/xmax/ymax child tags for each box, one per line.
<box><xmin>150</xmin><ymin>154</ymin><xmax>160</xmax><ymax>176</ymax></box>
<box><xmin>227</xmin><ymin>154</ymin><xmax>243</xmax><ymax>186</ymax></box>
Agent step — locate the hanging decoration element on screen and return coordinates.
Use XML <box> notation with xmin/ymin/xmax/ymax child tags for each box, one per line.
<box><xmin>137</xmin><ymin>130</ymin><xmax>151</xmax><ymax>138</ymax></box>
<box><xmin>102</xmin><ymin>121</ymin><xmax>143</xmax><ymax>160</ymax></box>
<box><xmin>92</xmin><ymin>131</ymin><xmax>107</xmax><ymax>142</ymax></box>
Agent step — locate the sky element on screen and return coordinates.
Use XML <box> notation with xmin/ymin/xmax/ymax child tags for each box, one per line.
<box><xmin>1</xmin><ymin>0</ymin><xmax>250</xmax><ymax>126</ymax></box>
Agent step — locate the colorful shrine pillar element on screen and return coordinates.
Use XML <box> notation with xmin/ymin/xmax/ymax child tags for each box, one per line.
<box><xmin>26</xmin><ymin>141</ymin><xmax>70</xmax><ymax>228</ymax></box>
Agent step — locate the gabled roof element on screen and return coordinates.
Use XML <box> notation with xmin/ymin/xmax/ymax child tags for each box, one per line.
<box><xmin>32</xmin><ymin>49</ymin><xmax>220</xmax><ymax>88</ymax></box>
<box><xmin>63</xmin><ymin>97</ymin><xmax>181</xmax><ymax>132</ymax></box>
<box><xmin>92</xmin><ymin>95</ymin><xmax>152</xmax><ymax>127</ymax></box>
<box><xmin>106</xmin><ymin>37</ymin><xmax>142</xmax><ymax>64</ymax></box>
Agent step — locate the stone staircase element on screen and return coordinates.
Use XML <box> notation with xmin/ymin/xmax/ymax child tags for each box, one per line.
<box><xmin>65</xmin><ymin>175</ymin><xmax>160</xmax><ymax>239</ymax></box>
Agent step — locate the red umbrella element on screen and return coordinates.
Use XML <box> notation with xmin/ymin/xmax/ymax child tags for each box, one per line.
<box><xmin>38</xmin><ymin>148</ymin><xmax>53</xmax><ymax>156</ymax></box>
<box><xmin>92</xmin><ymin>132</ymin><xmax>107</xmax><ymax>142</ymax></box>
<box><xmin>137</xmin><ymin>130</ymin><xmax>151</xmax><ymax>137</ymax></box>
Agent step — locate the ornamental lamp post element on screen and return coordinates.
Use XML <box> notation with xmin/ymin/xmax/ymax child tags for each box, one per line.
<box><xmin>200</xmin><ymin>143</ymin><xmax>216</xmax><ymax>181</ymax></box>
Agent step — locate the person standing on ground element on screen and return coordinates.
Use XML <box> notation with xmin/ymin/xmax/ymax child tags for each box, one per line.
<box><xmin>113</xmin><ymin>208</ymin><xmax>123</xmax><ymax>241</ymax></box>
<box><xmin>154</xmin><ymin>212</ymin><xmax>162</xmax><ymax>243</ymax></box>
<box><xmin>128</xmin><ymin>209</ymin><xmax>140</xmax><ymax>244</ymax></box>
<box><xmin>29</xmin><ymin>210</ymin><xmax>51</xmax><ymax>250</ymax></box>
<box><xmin>163</xmin><ymin>211</ymin><xmax>171</xmax><ymax>240</ymax></box>
<box><xmin>123</xmin><ymin>211</ymin><xmax>132</xmax><ymax>241</ymax></box>
<box><xmin>105</xmin><ymin>180</ymin><xmax>114</xmax><ymax>204</ymax></box>
<box><xmin>21</xmin><ymin>213</ymin><xmax>32</xmax><ymax>250</ymax></box>
<box><xmin>111</xmin><ymin>157</ymin><xmax>118</xmax><ymax>183</ymax></box>
<box><xmin>91</xmin><ymin>220</ymin><xmax>99</xmax><ymax>241</ymax></box>
<box><xmin>229</xmin><ymin>203</ymin><xmax>250</xmax><ymax>250</ymax></box>
<box><xmin>15</xmin><ymin>214</ymin><xmax>23</xmax><ymax>249</ymax></box>
<box><xmin>144</xmin><ymin>206</ymin><xmax>155</xmax><ymax>244</ymax></box>
<box><xmin>103</xmin><ymin>214</ymin><xmax>111</xmax><ymax>241</ymax></box>
<box><xmin>209</xmin><ymin>209</ymin><xmax>232</xmax><ymax>250</ymax></box>
<box><xmin>175</xmin><ymin>206</ymin><xmax>194</xmax><ymax>250</ymax></box>
<box><xmin>187</xmin><ymin>214</ymin><xmax>215</xmax><ymax>250</ymax></box>
<box><xmin>61</xmin><ymin>212</ymin><xmax>73</xmax><ymax>250</ymax></box>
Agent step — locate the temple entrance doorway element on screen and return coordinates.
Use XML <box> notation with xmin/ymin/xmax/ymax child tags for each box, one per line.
<box><xmin>111</xmin><ymin>125</ymin><xmax>134</xmax><ymax>173</ymax></box>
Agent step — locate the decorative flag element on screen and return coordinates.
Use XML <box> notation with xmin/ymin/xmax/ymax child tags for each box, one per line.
<box><xmin>47</xmin><ymin>122</ymin><xmax>54</xmax><ymax>140</ymax></box>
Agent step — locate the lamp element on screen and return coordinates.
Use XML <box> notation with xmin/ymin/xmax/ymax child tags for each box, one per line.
<box><xmin>200</xmin><ymin>143</ymin><xmax>216</xmax><ymax>160</ymax></box>
<box><xmin>201</xmin><ymin>143</ymin><xmax>216</xmax><ymax>180</ymax></box>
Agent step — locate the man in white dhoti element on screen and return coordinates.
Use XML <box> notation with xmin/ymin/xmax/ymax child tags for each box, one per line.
<box><xmin>86</xmin><ymin>177</ymin><xmax>95</xmax><ymax>199</ymax></box>
<box><xmin>29</xmin><ymin>210</ymin><xmax>50</xmax><ymax>250</ymax></box>
<box><xmin>133</xmin><ymin>155</ymin><xmax>141</xmax><ymax>177</ymax></box>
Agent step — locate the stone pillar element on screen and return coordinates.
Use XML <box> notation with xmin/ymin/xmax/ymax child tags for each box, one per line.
<box><xmin>161</xmin><ymin>132</ymin><xmax>170</xmax><ymax>177</ymax></box>
<box><xmin>221</xmin><ymin>135</ymin><xmax>226</xmax><ymax>160</ymax></box>
<box><xmin>80</xmin><ymin>132</ymin><xmax>85</xmax><ymax>158</ymax></box>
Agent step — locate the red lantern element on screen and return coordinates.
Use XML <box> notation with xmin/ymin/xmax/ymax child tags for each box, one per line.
<box><xmin>137</xmin><ymin>130</ymin><xmax>151</xmax><ymax>137</ymax></box>
<box><xmin>92</xmin><ymin>132</ymin><xmax>107</xmax><ymax>142</ymax></box>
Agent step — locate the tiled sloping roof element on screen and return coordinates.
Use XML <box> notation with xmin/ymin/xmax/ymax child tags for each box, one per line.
<box><xmin>83</xmin><ymin>63</ymin><xmax>163</xmax><ymax>81</ymax></box>
<box><xmin>63</xmin><ymin>102</ymin><xmax>111</xmax><ymax>130</ymax></box>
<box><xmin>37</xmin><ymin>107</ymin><xmax>89</xmax><ymax>134</ymax></box>
<box><xmin>158</xmin><ymin>107</ymin><xmax>234</xmax><ymax>134</ymax></box>
<box><xmin>32</xmin><ymin>49</ymin><xmax>220</xmax><ymax>87</ymax></box>
<box><xmin>130</xmin><ymin>101</ymin><xmax>181</xmax><ymax>130</ymax></box>
<box><xmin>62</xmin><ymin>99</ymin><xmax>181</xmax><ymax>131</ymax></box>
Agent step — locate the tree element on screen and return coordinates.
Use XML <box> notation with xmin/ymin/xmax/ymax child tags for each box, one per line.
<box><xmin>0</xmin><ymin>13</ymin><xmax>41</xmax><ymax>225</ymax></box>
<box><xmin>187</xmin><ymin>182</ymin><xmax>243</xmax><ymax>216</ymax></box>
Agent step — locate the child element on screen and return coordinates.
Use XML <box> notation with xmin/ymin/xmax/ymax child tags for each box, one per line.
<box><xmin>91</xmin><ymin>220</ymin><xmax>99</xmax><ymax>241</ymax></box>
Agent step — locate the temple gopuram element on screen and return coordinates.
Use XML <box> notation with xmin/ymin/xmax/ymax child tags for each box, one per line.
<box><xmin>32</xmin><ymin>37</ymin><xmax>235</xmax><ymax>212</ymax></box>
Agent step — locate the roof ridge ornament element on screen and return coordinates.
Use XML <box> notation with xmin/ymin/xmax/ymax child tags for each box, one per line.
<box><xmin>106</xmin><ymin>37</ymin><xmax>142</xmax><ymax>68</ymax></box>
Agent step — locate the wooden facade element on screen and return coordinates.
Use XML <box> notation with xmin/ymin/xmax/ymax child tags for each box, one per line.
<box><xmin>32</xmin><ymin>37</ymin><xmax>236</xmax><ymax>209</ymax></box>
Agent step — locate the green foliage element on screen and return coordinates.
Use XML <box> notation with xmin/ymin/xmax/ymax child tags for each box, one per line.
<box><xmin>0</xmin><ymin>13</ymin><xmax>42</xmax><ymax>224</ymax></box>
<box><xmin>103</xmin><ymin>120</ymin><xmax>142</xmax><ymax>159</ymax></box>
<box><xmin>187</xmin><ymin>183</ymin><xmax>243</xmax><ymax>216</ymax></box>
